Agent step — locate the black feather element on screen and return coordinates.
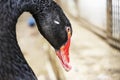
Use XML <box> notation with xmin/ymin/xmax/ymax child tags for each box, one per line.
<box><xmin>0</xmin><ymin>0</ymin><xmax>72</xmax><ymax>80</ymax></box>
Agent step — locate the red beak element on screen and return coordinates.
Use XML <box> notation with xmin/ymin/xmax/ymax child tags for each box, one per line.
<box><xmin>56</xmin><ymin>33</ymin><xmax>72</xmax><ymax>71</ymax></box>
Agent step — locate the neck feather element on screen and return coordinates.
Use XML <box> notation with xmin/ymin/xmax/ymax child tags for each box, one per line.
<box><xmin>0</xmin><ymin>0</ymin><xmax>42</xmax><ymax>79</ymax></box>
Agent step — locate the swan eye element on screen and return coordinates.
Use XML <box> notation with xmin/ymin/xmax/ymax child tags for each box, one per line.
<box><xmin>54</xmin><ymin>20</ymin><xmax>60</xmax><ymax>24</ymax></box>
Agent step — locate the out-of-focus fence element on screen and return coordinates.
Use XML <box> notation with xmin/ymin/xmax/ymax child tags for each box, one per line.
<box><xmin>107</xmin><ymin>0</ymin><xmax>120</xmax><ymax>49</ymax></box>
<box><xmin>55</xmin><ymin>0</ymin><xmax>120</xmax><ymax>50</ymax></box>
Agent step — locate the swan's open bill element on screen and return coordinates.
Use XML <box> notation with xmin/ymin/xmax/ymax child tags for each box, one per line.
<box><xmin>56</xmin><ymin>27</ymin><xmax>72</xmax><ymax>71</ymax></box>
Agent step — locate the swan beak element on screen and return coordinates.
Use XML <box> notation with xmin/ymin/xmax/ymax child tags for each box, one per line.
<box><xmin>56</xmin><ymin>33</ymin><xmax>72</xmax><ymax>71</ymax></box>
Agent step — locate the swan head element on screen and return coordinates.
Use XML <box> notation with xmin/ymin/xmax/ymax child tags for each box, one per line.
<box><xmin>33</xmin><ymin>1</ymin><xmax>72</xmax><ymax>71</ymax></box>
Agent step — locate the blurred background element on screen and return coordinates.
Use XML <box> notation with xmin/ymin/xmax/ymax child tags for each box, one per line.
<box><xmin>16</xmin><ymin>0</ymin><xmax>120</xmax><ymax>80</ymax></box>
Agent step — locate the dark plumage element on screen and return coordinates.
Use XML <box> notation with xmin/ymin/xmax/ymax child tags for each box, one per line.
<box><xmin>0</xmin><ymin>0</ymin><xmax>72</xmax><ymax>80</ymax></box>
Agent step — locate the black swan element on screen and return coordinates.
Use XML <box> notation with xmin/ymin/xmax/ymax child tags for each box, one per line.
<box><xmin>0</xmin><ymin>0</ymin><xmax>72</xmax><ymax>80</ymax></box>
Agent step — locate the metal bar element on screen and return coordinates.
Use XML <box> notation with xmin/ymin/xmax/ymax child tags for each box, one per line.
<box><xmin>107</xmin><ymin>0</ymin><xmax>120</xmax><ymax>49</ymax></box>
<box><xmin>118</xmin><ymin>0</ymin><xmax>120</xmax><ymax>39</ymax></box>
<box><xmin>107</xmin><ymin>0</ymin><xmax>112</xmax><ymax>37</ymax></box>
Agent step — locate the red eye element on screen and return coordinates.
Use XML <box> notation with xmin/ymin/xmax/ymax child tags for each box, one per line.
<box><xmin>66</xmin><ymin>27</ymin><xmax>70</xmax><ymax>32</ymax></box>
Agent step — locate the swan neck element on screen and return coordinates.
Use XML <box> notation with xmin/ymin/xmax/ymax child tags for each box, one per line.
<box><xmin>0</xmin><ymin>1</ymin><xmax>37</xmax><ymax>79</ymax></box>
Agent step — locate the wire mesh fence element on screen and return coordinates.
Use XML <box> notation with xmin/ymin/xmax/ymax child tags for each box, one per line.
<box><xmin>107</xmin><ymin>0</ymin><xmax>120</xmax><ymax>49</ymax></box>
<box><xmin>112</xmin><ymin>0</ymin><xmax>120</xmax><ymax>40</ymax></box>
